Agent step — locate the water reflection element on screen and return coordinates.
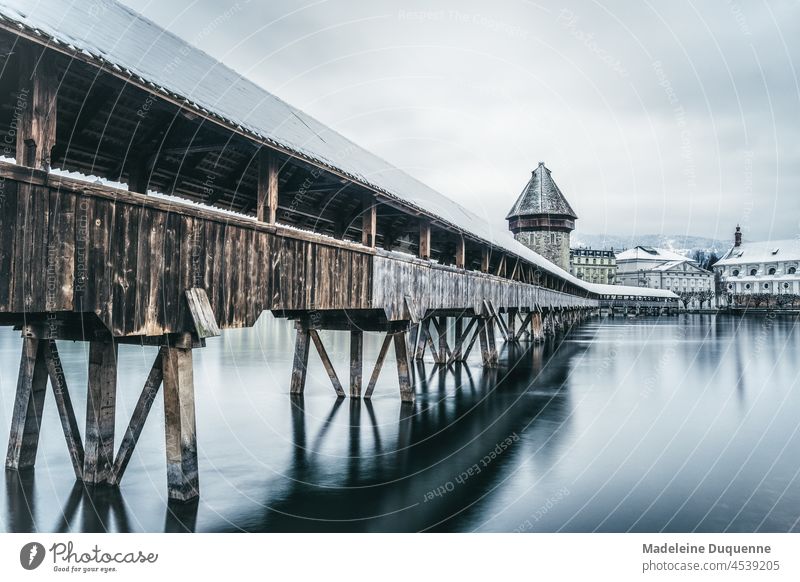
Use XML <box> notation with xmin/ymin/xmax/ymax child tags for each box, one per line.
<box><xmin>5</xmin><ymin>470</ymin><xmax>199</xmax><ymax>533</ymax></box>
<box><xmin>1</xmin><ymin>314</ymin><xmax>799</xmax><ymax>532</ymax></box>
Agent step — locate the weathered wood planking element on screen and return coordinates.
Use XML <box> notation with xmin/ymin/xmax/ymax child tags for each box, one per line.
<box><xmin>0</xmin><ymin>166</ymin><xmax>372</xmax><ymax>337</ymax></box>
<box><xmin>371</xmin><ymin>252</ymin><xmax>596</xmax><ymax>320</ymax></box>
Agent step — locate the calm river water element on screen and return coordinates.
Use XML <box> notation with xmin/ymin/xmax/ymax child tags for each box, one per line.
<box><xmin>1</xmin><ymin>313</ymin><xmax>798</xmax><ymax>532</ymax></box>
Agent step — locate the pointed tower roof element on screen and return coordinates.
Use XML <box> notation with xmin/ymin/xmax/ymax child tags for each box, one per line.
<box><xmin>506</xmin><ymin>162</ymin><xmax>578</xmax><ymax>220</ymax></box>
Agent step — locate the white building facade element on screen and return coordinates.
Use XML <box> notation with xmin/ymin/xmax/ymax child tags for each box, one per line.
<box><xmin>714</xmin><ymin>226</ymin><xmax>800</xmax><ymax>308</ymax></box>
<box><xmin>616</xmin><ymin>246</ymin><xmax>715</xmax><ymax>308</ymax></box>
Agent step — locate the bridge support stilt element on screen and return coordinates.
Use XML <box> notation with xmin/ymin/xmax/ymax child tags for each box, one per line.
<box><xmin>5</xmin><ymin>338</ymin><xmax>48</xmax><ymax>471</ymax></box>
<box><xmin>290</xmin><ymin>324</ymin><xmax>311</xmax><ymax>394</ymax></box>
<box><xmin>393</xmin><ymin>332</ymin><xmax>415</xmax><ymax>403</ymax></box>
<box><xmin>350</xmin><ymin>329</ymin><xmax>363</xmax><ymax>398</ymax></box>
<box><xmin>84</xmin><ymin>340</ymin><xmax>118</xmax><ymax>485</ymax></box>
<box><xmin>163</xmin><ymin>344</ymin><xmax>200</xmax><ymax>502</ymax></box>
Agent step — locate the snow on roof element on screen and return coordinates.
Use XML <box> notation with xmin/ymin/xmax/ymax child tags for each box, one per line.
<box><xmin>506</xmin><ymin>162</ymin><xmax>578</xmax><ymax>219</ymax></box>
<box><xmin>651</xmin><ymin>260</ymin><xmax>687</xmax><ymax>271</ymax></box>
<box><xmin>715</xmin><ymin>238</ymin><xmax>800</xmax><ymax>266</ymax></box>
<box><xmin>616</xmin><ymin>246</ymin><xmax>691</xmax><ymax>263</ymax></box>
<box><xmin>0</xmin><ymin>0</ymin><xmax>676</xmax><ymax>301</ymax></box>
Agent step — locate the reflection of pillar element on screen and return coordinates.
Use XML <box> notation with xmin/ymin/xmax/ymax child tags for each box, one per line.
<box><xmin>164</xmin><ymin>498</ymin><xmax>199</xmax><ymax>533</ymax></box>
<box><xmin>5</xmin><ymin>469</ymin><xmax>37</xmax><ymax>533</ymax></box>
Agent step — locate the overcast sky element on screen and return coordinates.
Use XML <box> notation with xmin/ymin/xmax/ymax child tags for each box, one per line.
<box><xmin>120</xmin><ymin>0</ymin><xmax>800</xmax><ymax>243</ymax></box>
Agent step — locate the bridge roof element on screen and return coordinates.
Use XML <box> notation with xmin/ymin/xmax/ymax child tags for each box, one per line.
<box><xmin>0</xmin><ymin>0</ymin><xmax>675</xmax><ymax>301</ymax></box>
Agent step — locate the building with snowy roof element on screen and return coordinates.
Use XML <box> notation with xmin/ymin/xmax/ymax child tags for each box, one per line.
<box><xmin>616</xmin><ymin>246</ymin><xmax>715</xmax><ymax>308</ymax></box>
<box><xmin>714</xmin><ymin>226</ymin><xmax>800</xmax><ymax>308</ymax></box>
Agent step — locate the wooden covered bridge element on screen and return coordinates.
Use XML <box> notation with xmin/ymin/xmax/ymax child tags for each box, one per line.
<box><xmin>0</xmin><ymin>1</ymin><xmax>677</xmax><ymax>501</ymax></box>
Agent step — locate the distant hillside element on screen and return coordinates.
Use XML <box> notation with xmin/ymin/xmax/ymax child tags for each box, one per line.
<box><xmin>572</xmin><ymin>233</ymin><xmax>729</xmax><ymax>257</ymax></box>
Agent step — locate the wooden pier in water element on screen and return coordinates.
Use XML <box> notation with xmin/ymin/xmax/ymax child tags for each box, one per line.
<box><xmin>0</xmin><ymin>2</ymin><xmax>677</xmax><ymax>501</ymax></box>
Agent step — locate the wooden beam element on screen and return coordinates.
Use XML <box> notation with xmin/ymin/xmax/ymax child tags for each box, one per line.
<box><xmin>361</xmin><ymin>192</ymin><xmax>377</xmax><ymax>247</ymax></box>
<box><xmin>364</xmin><ymin>333</ymin><xmax>393</xmax><ymax>399</ymax></box>
<box><xmin>16</xmin><ymin>44</ymin><xmax>58</xmax><ymax>170</ymax></box>
<box><xmin>127</xmin><ymin>155</ymin><xmax>150</xmax><ymax>194</ymax></box>
<box><xmin>83</xmin><ymin>341</ymin><xmax>118</xmax><ymax>485</ymax></box>
<box><xmin>419</xmin><ymin>220</ymin><xmax>431</xmax><ymax>260</ymax></box>
<box><xmin>455</xmin><ymin>236</ymin><xmax>465</xmax><ymax>269</ymax></box>
<box><xmin>349</xmin><ymin>329</ymin><xmax>363</xmax><ymax>398</ymax></box>
<box><xmin>5</xmin><ymin>338</ymin><xmax>48</xmax><ymax>471</ymax></box>
<box><xmin>110</xmin><ymin>348</ymin><xmax>164</xmax><ymax>486</ymax></box>
<box><xmin>163</xmin><ymin>346</ymin><xmax>199</xmax><ymax>502</ymax></box>
<box><xmin>481</xmin><ymin>248</ymin><xmax>490</xmax><ymax>273</ymax></box>
<box><xmin>462</xmin><ymin>318</ymin><xmax>484</xmax><ymax>362</ymax></box>
<box><xmin>309</xmin><ymin>330</ymin><xmax>346</xmax><ymax>397</ymax></box>
<box><xmin>43</xmin><ymin>341</ymin><xmax>84</xmax><ymax>480</ymax></box>
<box><xmin>515</xmin><ymin>311</ymin><xmax>534</xmax><ymax>341</ymax></box>
<box><xmin>393</xmin><ymin>332</ymin><xmax>414</xmax><ymax>403</ymax></box>
<box><xmin>495</xmin><ymin>255</ymin><xmax>506</xmax><ymax>278</ymax></box>
<box><xmin>257</xmin><ymin>149</ymin><xmax>279</xmax><ymax>223</ymax></box>
<box><xmin>449</xmin><ymin>317</ymin><xmax>477</xmax><ymax>363</ymax></box>
<box><xmin>290</xmin><ymin>326</ymin><xmax>311</xmax><ymax>394</ymax></box>
<box><xmin>433</xmin><ymin>316</ymin><xmax>452</xmax><ymax>362</ymax></box>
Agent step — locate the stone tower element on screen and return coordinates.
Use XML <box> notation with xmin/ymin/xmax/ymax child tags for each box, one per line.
<box><xmin>506</xmin><ymin>162</ymin><xmax>577</xmax><ymax>271</ymax></box>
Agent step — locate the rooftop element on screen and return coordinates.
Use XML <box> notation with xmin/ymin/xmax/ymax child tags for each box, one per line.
<box><xmin>616</xmin><ymin>246</ymin><xmax>692</xmax><ymax>263</ymax></box>
<box><xmin>715</xmin><ymin>238</ymin><xmax>800</xmax><ymax>266</ymax></box>
<box><xmin>506</xmin><ymin>162</ymin><xmax>578</xmax><ymax>220</ymax></box>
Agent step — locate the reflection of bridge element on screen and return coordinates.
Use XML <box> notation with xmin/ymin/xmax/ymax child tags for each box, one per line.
<box><xmin>0</xmin><ymin>1</ymin><xmax>676</xmax><ymax>502</ymax></box>
<box><xmin>598</xmin><ymin>294</ymin><xmax>680</xmax><ymax>316</ymax></box>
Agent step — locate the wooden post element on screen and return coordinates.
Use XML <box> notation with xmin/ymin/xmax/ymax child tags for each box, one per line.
<box><xmin>419</xmin><ymin>220</ymin><xmax>431</xmax><ymax>260</ymax></box>
<box><xmin>486</xmin><ymin>316</ymin><xmax>498</xmax><ymax>366</ymax></box>
<box><xmin>163</xmin><ymin>346</ymin><xmax>199</xmax><ymax>502</ymax></box>
<box><xmin>310</xmin><ymin>330</ymin><xmax>346</xmax><ymax>397</ymax></box>
<box><xmin>16</xmin><ymin>44</ymin><xmax>58</xmax><ymax>170</ymax></box>
<box><xmin>393</xmin><ymin>333</ymin><xmax>415</xmax><ymax>403</ymax></box>
<box><xmin>5</xmin><ymin>338</ymin><xmax>48</xmax><ymax>470</ymax></box>
<box><xmin>43</xmin><ymin>341</ymin><xmax>84</xmax><ymax>480</ymax></box>
<box><xmin>257</xmin><ymin>149</ymin><xmax>279</xmax><ymax>223</ymax></box>
<box><xmin>110</xmin><ymin>348</ymin><xmax>164</xmax><ymax>486</ymax></box>
<box><xmin>455</xmin><ymin>316</ymin><xmax>463</xmax><ymax>341</ymax></box>
<box><xmin>127</xmin><ymin>156</ymin><xmax>149</xmax><ymax>194</ymax></box>
<box><xmin>478</xmin><ymin>320</ymin><xmax>491</xmax><ymax>366</ymax></box>
<box><xmin>507</xmin><ymin>308</ymin><xmax>517</xmax><ymax>343</ymax></box>
<box><xmin>437</xmin><ymin>316</ymin><xmax>449</xmax><ymax>363</ymax></box>
<box><xmin>290</xmin><ymin>324</ymin><xmax>311</xmax><ymax>394</ymax></box>
<box><xmin>361</xmin><ymin>192</ymin><xmax>376</xmax><ymax>247</ymax></box>
<box><xmin>83</xmin><ymin>341</ymin><xmax>118</xmax><ymax>485</ymax></box>
<box><xmin>455</xmin><ymin>236</ymin><xmax>465</xmax><ymax>269</ymax></box>
<box><xmin>349</xmin><ymin>328</ymin><xmax>363</xmax><ymax>398</ymax></box>
<box><xmin>481</xmin><ymin>248</ymin><xmax>490</xmax><ymax>273</ymax></box>
<box><xmin>414</xmin><ymin>319</ymin><xmax>429</xmax><ymax>360</ymax></box>
<box><xmin>364</xmin><ymin>334</ymin><xmax>393</xmax><ymax>399</ymax></box>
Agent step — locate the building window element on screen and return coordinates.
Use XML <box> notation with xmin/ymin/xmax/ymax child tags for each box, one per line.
<box><xmin>750</xmin><ymin>268</ymin><xmax>758</xmax><ymax>276</ymax></box>
<box><xmin>745</xmin><ymin>284</ymin><xmax>751</xmax><ymax>290</ymax></box>
<box><xmin>768</xmin><ymin>267</ymin><xmax>776</xmax><ymax>275</ymax></box>
<box><xmin>764</xmin><ymin>283</ymin><xmax>770</xmax><ymax>289</ymax></box>
<box><xmin>732</xmin><ymin>269</ymin><xmax>739</xmax><ymax>276</ymax></box>
<box><xmin>789</xmin><ymin>267</ymin><xmax>797</xmax><ymax>274</ymax></box>
<box><xmin>727</xmin><ymin>283</ymin><xmax>733</xmax><ymax>290</ymax></box>
<box><xmin>784</xmin><ymin>282</ymin><xmax>790</xmax><ymax>289</ymax></box>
